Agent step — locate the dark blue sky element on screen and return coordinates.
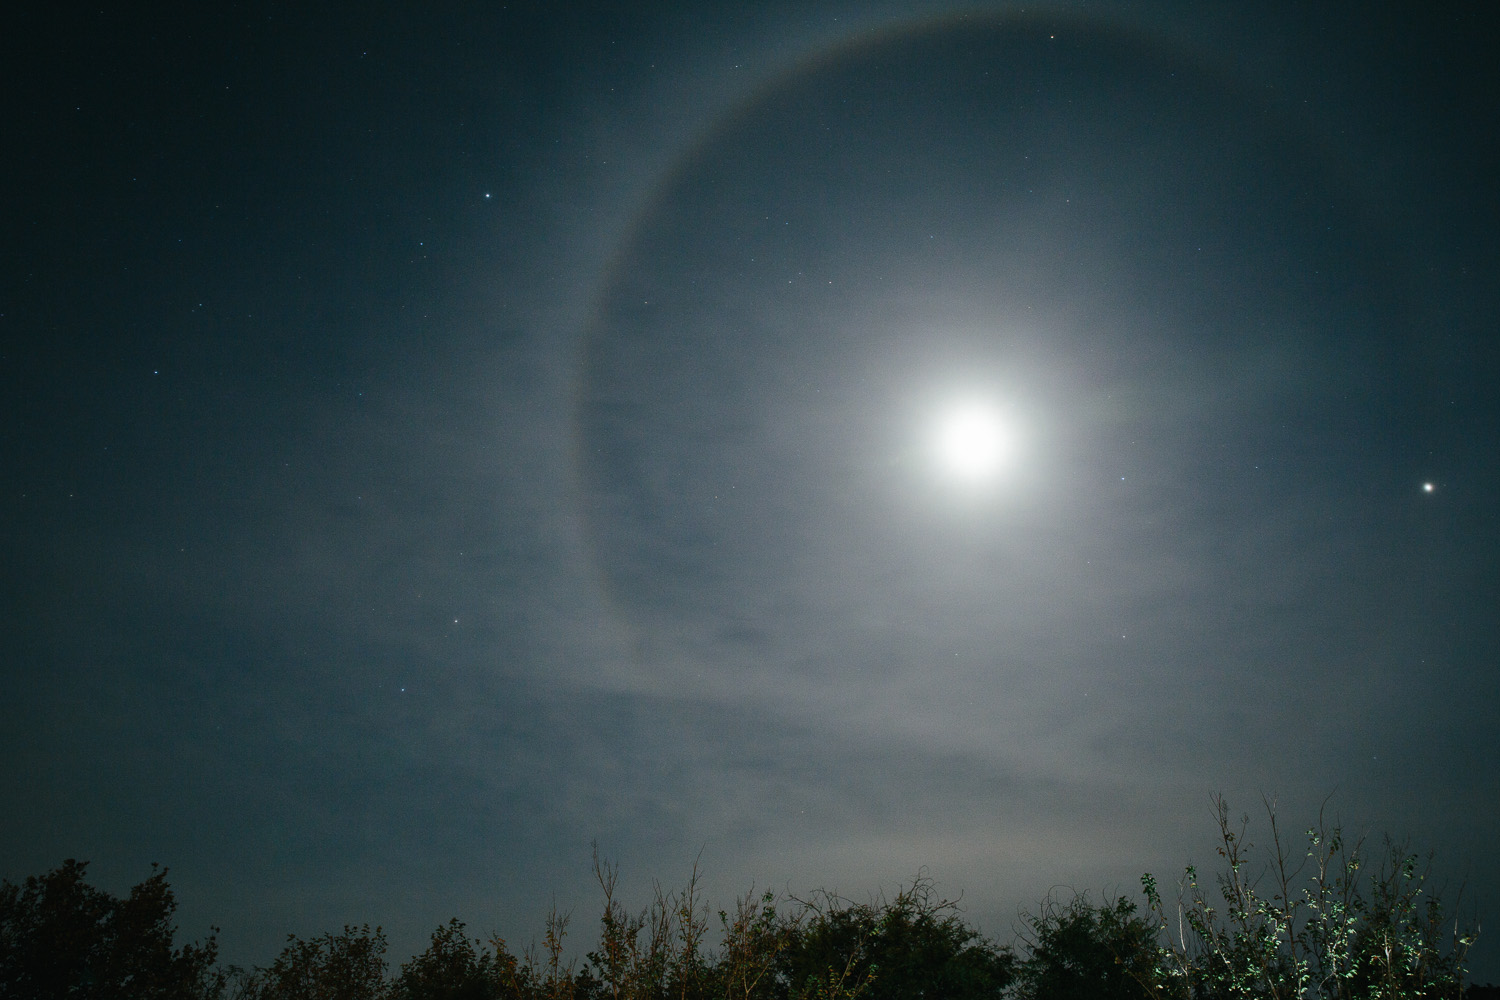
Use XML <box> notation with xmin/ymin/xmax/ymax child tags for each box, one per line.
<box><xmin>3</xmin><ymin>0</ymin><xmax>1496</xmax><ymax>983</ymax></box>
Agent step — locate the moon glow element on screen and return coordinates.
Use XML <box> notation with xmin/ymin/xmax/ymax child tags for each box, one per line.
<box><xmin>931</xmin><ymin>399</ymin><xmax>1017</xmax><ymax>486</ymax></box>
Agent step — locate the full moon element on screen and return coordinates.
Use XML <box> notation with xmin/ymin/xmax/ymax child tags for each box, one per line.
<box><xmin>930</xmin><ymin>399</ymin><xmax>1017</xmax><ymax>485</ymax></box>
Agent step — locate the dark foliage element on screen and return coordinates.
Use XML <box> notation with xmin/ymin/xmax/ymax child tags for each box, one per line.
<box><xmin>1012</xmin><ymin>895</ymin><xmax>1156</xmax><ymax>1000</ymax></box>
<box><xmin>233</xmin><ymin>924</ymin><xmax>388</xmax><ymax>1000</ymax></box>
<box><xmin>391</xmin><ymin>919</ymin><xmax>504</xmax><ymax>1000</ymax></box>
<box><xmin>776</xmin><ymin>876</ymin><xmax>1015</xmax><ymax>1000</ymax></box>
<box><xmin>1</xmin><ymin>800</ymin><xmax>1481</xmax><ymax>1000</ymax></box>
<box><xmin>0</xmin><ymin>859</ymin><xmax>221</xmax><ymax>1000</ymax></box>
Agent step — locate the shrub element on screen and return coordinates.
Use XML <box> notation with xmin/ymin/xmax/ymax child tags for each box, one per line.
<box><xmin>775</xmin><ymin>874</ymin><xmax>1014</xmax><ymax>1000</ymax></box>
<box><xmin>1012</xmin><ymin>893</ymin><xmax>1160</xmax><ymax>1000</ymax></box>
<box><xmin>1137</xmin><ymin>795</ymin><xmax>1478</xmax><ymax>1000</ymax></box>
<box><xmin>234</xmin><ymin>924</ymin><xmax>388</xmax><ymax>1000</ymax></box>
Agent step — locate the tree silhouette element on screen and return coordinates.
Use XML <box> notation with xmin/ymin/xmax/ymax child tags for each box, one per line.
<box><xmin>3</xmin><ymin>797</ymin><xmax>1481</xmax><ymax>1000</ymax></box>
<box><xmin>1012</xmin><ymin>894</ymin><xmax>1158</xmax><ymax>1000</ymax></box>
<box><xmin>392</xmin><ymin>919</ymin><xmax>499</xmax><ymax>1000</ymax></box>
<box><xmin>776</xmin><ymin>875</ymin><xmax>1014</xmax><ymax>1000</ymax></box>
<box><xmin>0</xmin><ymin>859</ymin><xmax>222</xmax><ymax>1000</ymax></box>
<box><xmin>235</xmin><ymin>924</ymin><xmax>388</xmax><ymax>1000</ymax></box>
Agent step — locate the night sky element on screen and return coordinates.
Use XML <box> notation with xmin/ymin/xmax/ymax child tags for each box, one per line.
<box><xmin>4</xmin><ymin>0</ymin><xmax>1497</xmax><ymax>982</ymax></box>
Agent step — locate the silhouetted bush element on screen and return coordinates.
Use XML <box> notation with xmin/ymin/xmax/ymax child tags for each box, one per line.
<box><xmin>775</xmin><ymin>876</ymin><xmax>1014</xmax><ymax>1000</ymax></box>
<box><xmin>233</xmin><ymin>924</ymin><xmax>388</xmax><ymax>1000</ymax></box>
<box><xmin>2</xmin><ymin>795</ymin><xmax>1482</xmax><ymax>1000</ymax></box>
<box><xmin>1012</xmin><ymin>894</ymin><xmax>1158</xmax><ymax>1000</ymax></box>
<box><xmin>390</xmin><ymin>919</ymin><xmax>500</xmax><ymax>1000</ymax></box>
